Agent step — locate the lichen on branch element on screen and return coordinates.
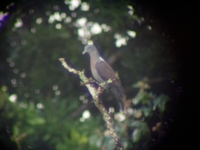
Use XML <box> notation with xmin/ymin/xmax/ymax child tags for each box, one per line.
<box><xmin>59</xmin><ymin>57</ymin><xmax>124</xmax><ymax>150</ymax></box>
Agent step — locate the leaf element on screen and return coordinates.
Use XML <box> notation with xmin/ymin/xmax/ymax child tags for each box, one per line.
<box><xmin>27</xmin><ymin>117</ymin><xmax>45</xmax><ymax>125</ymax></box>
<box><xmin>13</xmin><ymin>126</ymin><xmax>20</xmax><ymax>136</ymax></box>
<box><xmin>132</xmin><ymin>129</ymin><xmax>142</xmax><ymax>143</ymax></box>
<box><xmin>153</xmin><ymin>94</ymin><xmax>170</xmax><ymax>112</ymax></box>
<box><xmin>89</xmin><ymin>134</ymin><xmax>103</xmax><ymax>147</ymax></box>
<box><xmin>129</xmin><ymin>120</ymin><xmax>143</xmax><ymax>128</ymax></box>
<box><xmin>43</xmin><ymin>134</ymin><xmax>51</xmax><ymax>141</ymax></box>
<box><xmin>104</xmin><ymin>138</ymin><xmax>115</xmax><ymax>150</ymax></box>
<box><xmin>141</xmin><ymin>107</ymin><xmax>151</xmax><ymax>117</ymax></box>
<box><xmin>134</xmin><ymin>92</ymin><xmax>154</xmax><ymax>105</ymax></box>
<box><xmin>130</xmin><ymin>121</ymin><xmax>150</xmax><ymax>143</ymax></box>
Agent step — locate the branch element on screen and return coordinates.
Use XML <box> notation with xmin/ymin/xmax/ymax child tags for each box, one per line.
<box><xmin>59</xmin><ymin>58</ymin><xmax>124</xmax><ymax>150</ymax></box>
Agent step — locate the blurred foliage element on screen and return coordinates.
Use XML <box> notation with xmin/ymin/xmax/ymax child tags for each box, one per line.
<box><xmin>0</xmin><ymin>86</ymin><xmax>102</xmax><ymax>150</ymax></box>
<box><xmin>0</xmin><ymin>0</ymin><xmax>178</xmax><ymax>149</ymax></box>
<box><xmin>0</xmin><ymin>80</ymin><xmax>170</xmax><ymax>150</ymax></box>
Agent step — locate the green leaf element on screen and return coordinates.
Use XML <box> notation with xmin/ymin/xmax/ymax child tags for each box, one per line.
<box><xmin>134</xmin><ymin>92</ymin><xmax>155</xmax><ymax>105</ymax></box>
<box><xmin>89</xmin><ymin>134</ymin><xmax>103</xmax><ymax>147</ymax></box>
<box><xmin>141</xmin><ymin>107</ymin><xmax>151</xmax><ymax>117</ymax></box>
<box><xmin>130</xmin><ymin>120</ymin><xmax>143</xmax><ymax>128</ymax></box>
<box><xmin>132</xmin><ymin>128</ymin><xmax>142</xmax><ymax>143</ymax></box>
<box><xmin>27</xmin><ymin>117</ymin><xmax>45</xmax><ymax>125</ymax></box>
<box><xmin>153</xmin><ymin>94</ymin><xmax>170</xmax><ymax>112</ymax></box>
<box><xmin>13</xmin><ymin>126</ymin><xmax>20</xmax><ymax>136</ymax></box>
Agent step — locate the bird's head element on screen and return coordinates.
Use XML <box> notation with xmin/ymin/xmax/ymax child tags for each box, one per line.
<box><xmin>82</xmin><ymin>45</ymin><xmax>97</xmax><ymax>54</ymax></box>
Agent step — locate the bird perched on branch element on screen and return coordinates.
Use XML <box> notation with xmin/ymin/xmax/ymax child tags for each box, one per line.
<box><xmin>82</xmin><ymin>45</ymin><xmax>126</xmax><ymax>111</ymax></box>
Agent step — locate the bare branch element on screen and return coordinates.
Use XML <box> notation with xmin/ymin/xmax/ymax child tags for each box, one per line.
<box><xmin>59</xmin><ymin>57</ymin><xmax>124</xmax><ymax>150</ymax></box>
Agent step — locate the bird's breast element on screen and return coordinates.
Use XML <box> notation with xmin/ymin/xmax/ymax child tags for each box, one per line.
<box><xmin>90</xmin><ymin>58</ymin><xmax>105</xmax><ymax>84</ymax></box>
<box><xmin>91</xmin><ymin>63</ymin><xmax>104</xmax><ymax>83</ymax></box>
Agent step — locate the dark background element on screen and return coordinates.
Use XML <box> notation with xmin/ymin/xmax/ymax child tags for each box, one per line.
<box><xmin>135</xmin><ymin>1</ymin><xmax>199</xmax><ymax>150</ymax></box>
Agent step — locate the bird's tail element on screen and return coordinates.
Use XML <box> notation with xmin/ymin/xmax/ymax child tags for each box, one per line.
<box><xmin>110</xmin><ymin>86</ymin><xmax>126</xmax><ymax>112</ymax></box>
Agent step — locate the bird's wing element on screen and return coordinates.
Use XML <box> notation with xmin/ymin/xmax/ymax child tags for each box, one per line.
<box><xmin>95</xmin><ymin>59</ymin><xmax>126</xmax><ymax>111</ymax></box>
<box><xmin>95</xmin><ymin>60</ymin><xmax>118</xmax><ymax>82</ymax></box>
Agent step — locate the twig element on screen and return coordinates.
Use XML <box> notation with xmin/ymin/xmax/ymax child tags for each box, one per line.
<box><xmin>59</xmin><ymin>58</ymin><xmax>124</xmax><ymax>150</ymax></box>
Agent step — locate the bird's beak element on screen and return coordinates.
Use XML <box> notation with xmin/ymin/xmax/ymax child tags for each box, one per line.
<box><xmin>82</xmin><ymin>49</ymin><xmax>87</xmax><ymax>54</ymax></box>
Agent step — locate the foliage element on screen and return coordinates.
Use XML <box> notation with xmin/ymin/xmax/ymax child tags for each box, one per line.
<box><xmin>0</xmin><ymin>80</ymin><xmax>170</xmax><ymax>150</ymax></box>
<box><xmin>0</xmin><ymin>86</ymin><xmax>102</xmax><ymax>150</ymax></box>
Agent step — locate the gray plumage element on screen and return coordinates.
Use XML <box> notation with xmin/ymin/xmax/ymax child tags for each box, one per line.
<box><xmin>83</xmin><ymin>45</ymin><xmax>126</xmax><ymax>111</ymax></box>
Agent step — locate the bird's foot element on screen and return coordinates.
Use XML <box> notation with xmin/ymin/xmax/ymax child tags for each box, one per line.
<box><xmin>97</xmin><ymin>86</ymin><xmax>104</xmax><ymax>93</ymax></box>
<box><xmin>99</xmin><ymin>78</ymin><xmax>116</xmax><ymax>88</ymax></box>
<box><xmin>80</xmin><ymin>78</ymin><xmax>96</xmax><ymax>86</ymax></box>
